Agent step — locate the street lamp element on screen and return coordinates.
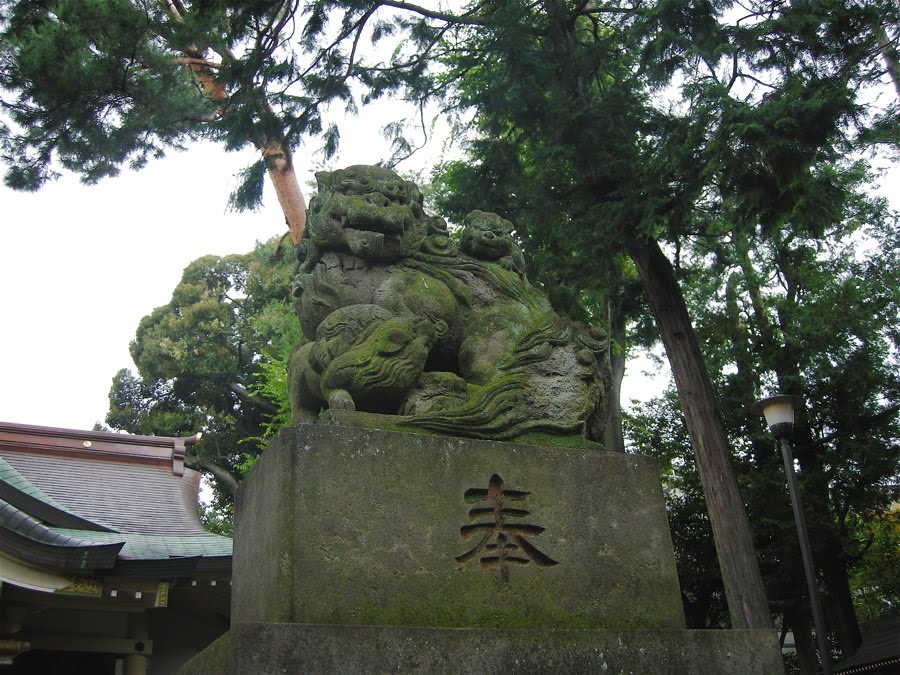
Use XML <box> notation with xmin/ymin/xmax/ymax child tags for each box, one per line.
<box><xmin>753</xmin><ymin>394</ymin><xmax>832</xmax><ymax>675</ymax></box>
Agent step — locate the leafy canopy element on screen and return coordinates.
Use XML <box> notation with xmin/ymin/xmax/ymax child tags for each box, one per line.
<box><xmin>105</xmin><ymin>238</ymin><xmax>297</xmax><ymax>509</ymax></box>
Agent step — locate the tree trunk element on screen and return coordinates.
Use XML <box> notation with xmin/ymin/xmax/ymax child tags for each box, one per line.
<box><xmin>262</xmin><ymin>140</ymin><xmax>307</xmax><ymax>244</ymax></box>
<box><xmin>185</xmin><ymin>455</ymin><xmax>239</xmax><ymax>496</ymax></box>
<box><xmin>166</xmin><ymin>11</ymin><xmax>309</xmax><ymax>244</ymax></box>
<box><xmin>785</xmin><ymin>604</ymin><xmax>819</xmax><ymax>675</ymax></box>
<box><xmin>876</xmin><ymin>25</ymin><xmax>900</xmax><ymax>98</ymax></box>
<box><xmin>603</xmin><ymin>301</ymin><xmax>627</xmax><ymax>453</ymax></box>
<box><xmin>229</xmin><ymin>381</ymin><xmax>280</xmax><ymax>415</ymax></box>
<box><xmin>625</xmin><ymin>233</ymin><xmax>772</xmax><ymax>630</ymax></box>
<box><xmin>821</xmin><ymin>549</ymin><xmax>861</xmax><ymax>657</ymax></box>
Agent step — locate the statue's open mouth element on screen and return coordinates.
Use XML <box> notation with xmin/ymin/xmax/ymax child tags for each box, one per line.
<box><xmin>344</xmin><ymin>200</ymin><xmax>410</xmax><ymax>232</ymax></box>
<box><xmin>344</xmin><ymin>228</ymin><xmax>393</xmax><ymax>258</ymax></box>
<box><xmin>341</xmin><ymin>202</ymin><xmax>413</xmax><ymax>259</ymax></box>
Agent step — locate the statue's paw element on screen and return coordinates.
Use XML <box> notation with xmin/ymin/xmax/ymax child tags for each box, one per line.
<box><xmin>327</xmin><ymin>389</ymin><xmax>356</xmax><ymax>411</ymax></box>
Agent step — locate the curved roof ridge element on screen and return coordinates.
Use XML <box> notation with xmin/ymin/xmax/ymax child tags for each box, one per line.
<box><xmin>0</xmin><ymin>497</ymin><xmax>124</xmax><ymax>571</ymax></box>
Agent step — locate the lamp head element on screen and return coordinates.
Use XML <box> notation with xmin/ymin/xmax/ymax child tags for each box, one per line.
<box><xmin>752</xmin><ymin>395</ymin><xmax>802</xmax><ymax>440</ymax></box>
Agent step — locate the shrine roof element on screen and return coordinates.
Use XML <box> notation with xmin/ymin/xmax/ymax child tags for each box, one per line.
<box><xmin>0</xmin><ymin>421</ymin><xmax>231</xmax><ymax>576</ymax></box>
<box><xmin>834</xmin><ymin>614</ymin><xmax>900</xmax><ymax>674</ymax></box>
<box><xmin>50</xmin><ymin>529</ymin><xmax>233</xmax><ymax>560</ymax></box>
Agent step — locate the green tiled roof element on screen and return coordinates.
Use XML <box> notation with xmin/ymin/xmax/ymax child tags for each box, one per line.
<box><xmin>51</xmin><ymin>528</ymin><xmax>233</xmax><ymax>560</ymax></box>
<box><xmin>0</xmin><ymin>424</ymin><xmax>232</xmax><ymax>573</ymax></box>
<box><xmin>1</xmin><ymin>458</ymin><xmax>231</xmax><ymax>563</ymax></box>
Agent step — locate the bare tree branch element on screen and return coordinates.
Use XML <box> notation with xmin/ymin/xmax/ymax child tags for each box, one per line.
<box><xmin>229</xmin><ymin>382</ymin><xmax>280</xmax><ymax>415</ymax></box>
<box><xmin>185</xmin><ymin>455</ymin><xmax>240</xmax><ymax>496</ymax></box>
<box><xmin>377</xmin><ymin>0</ymin><xmax>489</xmax><ymax>26</ymax></box>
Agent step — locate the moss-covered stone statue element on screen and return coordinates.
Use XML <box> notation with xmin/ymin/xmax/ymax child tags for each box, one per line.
<box><xmin>288</xmin><ymin>165</ymin><xmax>610</xmax><ymax>448</ymax></box>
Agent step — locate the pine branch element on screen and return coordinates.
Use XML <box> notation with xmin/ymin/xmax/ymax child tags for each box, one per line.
<box><xmin>256</xmin><ymin>0</ymin><xmax>300</xmax><ymax>58</ymax></box>
<box><xmin>172</xmin><ymin>57</ymin><xmax>222</xmax><ymax>69</ymax></box>
<box><xmin>376</xmin><ymin>1</ymin><xmax>489</xmax><ymax>26</ymax></box>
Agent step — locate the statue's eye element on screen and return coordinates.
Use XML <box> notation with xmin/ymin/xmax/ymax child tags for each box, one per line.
<box><xmin>379</xmin><ymin>329</ymin><xmax>409</xmax><ymax>354</ymax></box>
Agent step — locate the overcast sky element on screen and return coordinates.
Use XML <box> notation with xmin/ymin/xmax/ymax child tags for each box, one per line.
<box><xmin>1</xmin><ymin>111</ymin><xmax>896</xmax><ymax>432</ymax></box>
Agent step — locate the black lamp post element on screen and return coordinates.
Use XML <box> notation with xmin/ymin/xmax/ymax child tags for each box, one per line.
<box><xmin>754</xmin><ymin>394</ymin><xmax>832</xmax><ymax>675</ymax></box>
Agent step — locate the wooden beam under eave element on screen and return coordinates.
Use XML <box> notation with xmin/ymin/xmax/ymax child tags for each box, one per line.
<box><xmin>0</xmin><ymin>552</ymin><xmax>75</xmax><ymax>594</ymax></box>
<box><xmin>1</xmin><ymin>584</ymin><xmax>158</xmax><ymax>613</ymax></box>
<box><xmin>14</xmin><ymin>633</ymin><xmax>153</xmax><ymax>656</ymax></box>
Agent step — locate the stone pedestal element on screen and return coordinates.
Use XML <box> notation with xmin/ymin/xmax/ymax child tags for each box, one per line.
<box><xmin>180</xmin><ymin>425</ymin><xmax>782</xmax><ymax>674</ymax></box>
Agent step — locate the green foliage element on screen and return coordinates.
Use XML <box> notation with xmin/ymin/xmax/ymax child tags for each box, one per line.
<box><xmin>200</xmin><ymin>500</ymin><xmax>235</xmax><ymax>538</ymax></box>
<box><xmin>0</xmin><ymin>0</ymin><xmax>376</xmax><ymax>207</ymax></box>
<box><xmin>247</xmin><ymin>354</ymin><xmax>293</xmax><ymax>448</ymax></box>
<box><xmin>0</xmin><ymin>0</ymin><xmax>209</xmax><ymax>189</ymax></box>
<box><xmin>228</xmin><ymin>160</ymin><xmax>268</xmax><ymax>212</ymax></box>
<box><xmin>848</xmin><ymin>509</ymin><xmax>900</xmax><ymax>621</ymax></box>
<box><xmin>106</xmin><ymin>237</ymin><xmax>297</xmax><ymax>510</ymax></box>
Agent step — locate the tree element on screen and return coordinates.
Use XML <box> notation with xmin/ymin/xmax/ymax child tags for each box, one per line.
<box><xmin>105</xmin><ymin>237</ymin><xmax>297</xmax><ymax>508</ymax></box>
<box><xmin>326</xmin><ymin>0</ymin><xmax>897</xmax><ymax>633</ymax></box>
<box><xmin>0</xmin><ymin>0</ymin><xmax>322</xmax><ymax>242</ymax></box>
<box><xmin>628</xmin><ymin>168</ymin><xmax>900</xmax><ymax>670</ymax></box>
<box><xmin>848</xmin><ymin>509</ymin><xmax>900</xmax><ymax>622</ymax></box>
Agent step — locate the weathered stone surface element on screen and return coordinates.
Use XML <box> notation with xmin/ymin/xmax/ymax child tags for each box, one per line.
<box><xmin>288</xmin><ymin>165</ymin><xmax>611</xmax><ymax>447</ymax></box>
<box><xmin>177</xmin><ymin>629</ymin><xmax>232</xmax><ymax>675</ymax></box>
<box><xmin>232</xmin><ymin>425</ymin><xmax>684</xmax><ymax>630</ymax></box>
<box><xmin>186</xmin><ymin>425</ymin><xmax>784</xmax><ymax>674</ymax></box>
<box><xmin>230</xmin><ymin>623</ymin><xmax>783</xmax><ymax>675</ymax></box>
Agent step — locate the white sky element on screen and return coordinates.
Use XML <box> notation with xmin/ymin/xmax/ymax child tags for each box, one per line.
<box><xmin>0</xmin><ymin>108</ymin><xmax>896</xmax><ymax>432</ymax></box>
<box><xmin>0</xmin><ymin>144</ymin><xmax>275</xmax><ymax>428</ymax></box>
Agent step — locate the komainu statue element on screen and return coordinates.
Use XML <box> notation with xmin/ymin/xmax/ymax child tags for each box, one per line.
<box><xmin>288</xmin><ymin>165</ymin><xmax>610</xmax><ymax>447</ymax></box>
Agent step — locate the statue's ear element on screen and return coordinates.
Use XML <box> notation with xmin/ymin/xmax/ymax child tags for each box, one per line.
<box><xmin>405</xmin><ymin>181</ymin><xmax>424</xmax><ymax>206</ymax></box>
<box><xmin>315</xmin><ymin>170</ymin><xmax>333</xmax><ymax>186</ymax></box>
